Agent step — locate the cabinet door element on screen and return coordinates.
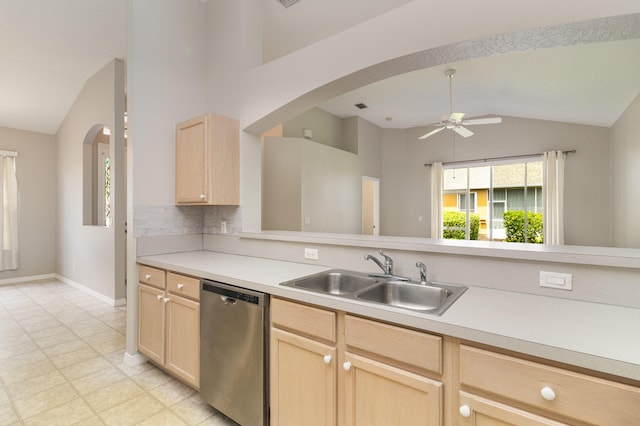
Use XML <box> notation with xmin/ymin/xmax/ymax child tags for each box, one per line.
<box><xmin>343</xmin><ymin>352</ymin><xmax>442</xmax><ymax>426</ymax></box>
<box><xmin>165</xmin><ymin>294</ymin><xmax>200</xmax><ymax>389</ymax></box>
<box><xmin>176</xmin><ymin>115</ymin><xmax>209</xmax><ymax>204</ymax></box>
<box><xmin>138</xmin><ymin>284</ymin><xmax>165</xmax><ymax>365</ymax></box>
<box><xmin>270</xmin><ymin>328</ymin><xmax>336</xmax><ymax>426</ymax></box>
<box><xmin>458</xmin><ymin>391</ymin><xmax>568</xmax><ymax>426</ymax></box>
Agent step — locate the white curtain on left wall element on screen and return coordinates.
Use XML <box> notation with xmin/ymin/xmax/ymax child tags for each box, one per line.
<box><xmin>0</xmin><ymin>155</ymin><xmax>18</xmax><ymax>270</ymax></box>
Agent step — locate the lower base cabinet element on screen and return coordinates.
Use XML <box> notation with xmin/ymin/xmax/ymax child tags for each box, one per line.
<box><xmin>458</xmin><ymin>391</ymin><xmax>567</xmax><ymax>426</ymax></box>
<box><xmin>164</xmin><ymin>293</ymin><xmax>199</xmax><ymax>387</ymax></box>
<box><xmin>270</xmin><ymin>297</ymin><xmax>640</xmax><ymax>426</ymax></box>
<box><xmin>457</xmin><ymin>345</ymin><xmax>640</xmax><ymax>425</ymax></box>
<box><xmin>343</xmin><ymin>352</ymin><xmax>442</xmax><ymax>425</ymax></box>
<box><xmin>137</xmin><ymin>265</ymin><xmax>200</xmax><ymax>389</ymax></box>
<box><xmin>270</xmin><ymin>328</ymin><xmax>337</xmax><ymax>426</ymax></box>
<box><xmin>270</xmin><ymin>297</ymin><xmax>443</xmax><ymax>426</ymax></box>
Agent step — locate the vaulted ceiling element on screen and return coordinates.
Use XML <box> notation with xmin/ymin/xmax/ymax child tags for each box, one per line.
<box><xmin>1</xmin><ymin>1</ymin><xmax>639</xmax><ymax>135</ymax></box>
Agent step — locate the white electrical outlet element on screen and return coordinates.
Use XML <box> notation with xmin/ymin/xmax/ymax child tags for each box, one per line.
<box><xmin>539</xmin><ymin>271</ymin><xmax>572</xmax><ymax>290</ymax></box>
<box><xmin>220</xmin><ymin>221</ymin><xmax>227</xmax><ymax>234</ymax></box>
<box><xmin>304</xmin><ymin>248</ymin><xmax>319</xmax><ymax>260</ymax></box>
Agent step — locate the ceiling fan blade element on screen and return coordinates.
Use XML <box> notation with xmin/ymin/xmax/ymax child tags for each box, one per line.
<box><xmin>418</xmin><ymin>126</ymin><xmax>445</xmax><ymax>140</ymax></box>
<box><xmin>461</xmin><ymin>117</ymin><xmax>502</xmax><ymax>126</ymax></box>
<box><xmin>453</xmin><ymin>126</ymin><xmax>474</xmax><ymax>138</ymax></box>
<box><xmin>449</xmin><ymin>112</ymin><xmax>465</xmax><ymax>122</ymax></box>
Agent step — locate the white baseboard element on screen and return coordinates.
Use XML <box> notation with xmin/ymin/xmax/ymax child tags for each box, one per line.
<box><xmin>123</xmin><ymin>351</ymin><xmax>148</xmax><ymax>367</ymax></box>
<box><xmin>0</xmin><ymin>273</ymin><xmax>56</xmax><ymax>286</ymax></box>
<box><xmin>55</xmin><ymin>274</ymin><xmax>124</xmax><ymax>307</ymax></box>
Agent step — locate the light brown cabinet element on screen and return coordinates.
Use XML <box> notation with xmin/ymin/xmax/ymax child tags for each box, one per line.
<box><xmin>457</xmin><ymin>344</ymin><xmax>640</xmax><ymax>425</ymax></box>
<box><xmin>343</xmin><ymin>314</ymin><xmax>443</xmax><ymax>426</ymax></box>
<box><xmin>270</xmin><ymin>298</ymin><xmax>337</xmax><ymax>425</ymax></box>
<box><xmin>270</xmin><ymin>297</ymin><xmax>640</xmax><ymax>426</ymax></box>
<box><xmin>137</xmin><ymin>265</ymin><xmax>200</xmax><ymax>389</ymax></box>
<box><xmin>458</xmin><ymin>391</ymin><xmax>567</xmax><ymax>425</ymax></box>
<box><xmin>175</xmin><ymin>113</ymin><xmax>239</xmax><ymax>206</ymax></box>
<box><xmin>271</xmin><ymin>328</ymin><xmax>337</xmax><ymax>426</ymax></box>
<box><xmin>137</xmin><ymin>282</ymin><xmax>165</xmax><ymax>365</ymax></box>
<box><xmin>270</xmin><ymin>297</ymin><xmax>443</xmax><ymax>426</ymax></box>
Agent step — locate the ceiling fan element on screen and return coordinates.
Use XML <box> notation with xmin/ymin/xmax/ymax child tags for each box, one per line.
<box><xmin>418</xmin><ymin>69</ymin><xmax>502</xmax><ymax>140</ymax></box>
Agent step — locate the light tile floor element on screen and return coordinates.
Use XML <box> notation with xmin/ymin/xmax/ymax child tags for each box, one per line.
<box><xmin>0</xmin><ymin>280</ymin><xmax>238</xmax><ymax>425</ymax></box>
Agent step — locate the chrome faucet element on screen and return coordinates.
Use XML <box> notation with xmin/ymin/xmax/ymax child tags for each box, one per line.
<box><xmin>365</xmin><ymin>250</ymin><xmax>394</xmax><ymax>275</ymax></box>
<box><xmin>416</xmin><ymin>262</ymin><xmax>427</xmax><ymax>284</ymax></box>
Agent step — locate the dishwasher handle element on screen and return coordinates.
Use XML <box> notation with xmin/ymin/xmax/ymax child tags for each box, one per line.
<box><xmin>220</xmin><ymin>295</ymin><xmax>238</xmax><ymax>305</ymax></box>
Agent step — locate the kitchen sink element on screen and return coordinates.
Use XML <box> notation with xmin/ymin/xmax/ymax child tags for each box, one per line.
<box><xmin>280</xmin><ymin>270</ymin><xmax>467</xmax><ymax>316</ymax></box>
<box><xmin>280</xmin><ymin>270</ymin><xmax>380</xmax><ymax>295</ymax></box>
<box><xmin>356</xmin><ymin>280</ymin><xmax>466</xmax><ymax>315</ymax></box>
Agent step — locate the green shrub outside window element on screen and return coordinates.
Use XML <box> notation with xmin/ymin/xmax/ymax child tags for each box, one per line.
<box><xmin>443</xmin><ymin>211</ymin><xmax>480</xmax><ymax>240</ymax></box>
<box><xmin>504</xmin><ymin>210</ymin><xmax>543</xmax><ymax>243</ymax></box>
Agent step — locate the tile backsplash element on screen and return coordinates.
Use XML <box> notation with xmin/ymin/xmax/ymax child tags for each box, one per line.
<box><xmin>134</xmin><ymin>205</ymin><xmax>241</xmax><ymax>238</ymax></box>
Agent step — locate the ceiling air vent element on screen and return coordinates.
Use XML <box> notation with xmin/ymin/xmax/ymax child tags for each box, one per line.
<box><xmin>279</xmin><ymin>0</ymin><xmax>301</xmax><ymax>7</ymax></box>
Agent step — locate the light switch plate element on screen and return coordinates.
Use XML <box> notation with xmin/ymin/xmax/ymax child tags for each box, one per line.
<box><xmin>304</xmin><ymin>248</ymin><xmax>319</xmax><ymax>260</ymax></box>
<box><xmin>539</xmin><ymin>271</ymin><xmax>572</xmax><ymax>290</ymax></box>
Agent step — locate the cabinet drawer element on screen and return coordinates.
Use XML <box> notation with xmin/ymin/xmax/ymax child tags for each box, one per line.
<box><xmin>167</xmin><ymin>272</ymin><xmax>200</xmax><ymax>301</ymax></box>
<box><xmin>459</xmin><ymin>345</ymin><xmax>640</xmax><ymax>425</ymax></box>
<box><xmin>271</xmin><ymin>298</ymin><xmax>336</xmax><ymax>343</ymax></box>
<box><xmin>138</xmin><ymin>265</ymin><xmax>166</xmax><ymax>289</ymax></box>
<box><xmin>345</xmin><ymin>315</ymin><xmax>441</xmax><ymax>374</ymax></box>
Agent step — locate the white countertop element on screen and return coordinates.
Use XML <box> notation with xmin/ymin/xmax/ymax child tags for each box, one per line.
<box><xmin>137</xmin><ymin>250</ymin><xmax>640</xmax><ymax>382</ymax></box>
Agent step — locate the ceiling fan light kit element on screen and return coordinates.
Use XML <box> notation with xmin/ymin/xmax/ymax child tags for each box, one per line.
<box><xmin>418</xmin><ymin>68</ymin><xmax>502</xmax><ymax>140</ymax></box>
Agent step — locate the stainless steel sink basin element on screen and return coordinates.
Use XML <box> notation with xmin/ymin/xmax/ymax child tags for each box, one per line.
<box><xmin>281</xmin><ymin>270</ymin><xmax>379</xmax><ymax>295</ymax></box>
<box><xmin>355</xmin><ymin>280</ymin><xmax>467</xmax><ymax>315</ymax></box>
<box><xmin>280</xmin><ymin>270</ymin><xmax>467</xmax><ymax>316</ymax></box>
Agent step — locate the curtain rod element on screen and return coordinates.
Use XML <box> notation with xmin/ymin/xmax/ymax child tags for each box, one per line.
<box><xmin>424</xmin><ymin>149</ymin><xmax>576</xmax><ymax>167</ymax></box>
<box><xmin>0</xmin><ymin>150</ymin><xmax>18</xmax><ymax>158</ymax></box>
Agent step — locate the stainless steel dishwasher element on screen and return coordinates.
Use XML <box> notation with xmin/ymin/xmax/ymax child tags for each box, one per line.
<box><xmin>200</xmin><ymin>280</ymin><xmax>269</xmax><ymax>426</ymax></box>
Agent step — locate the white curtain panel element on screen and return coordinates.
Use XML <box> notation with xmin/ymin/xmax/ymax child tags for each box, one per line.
<box><xmin>0</xmin><ymin>156</ymin><xmax>18</xmax><ymax>270</ymax></box>
<box><xmin>430</xmin><ymin>162</ymin><xmax>443</xmax><ymax>239</ymax></box>
<box><xmin>542</xmin><ymin>150</ymin><xmax>565</xmax><ymax>245</ymax></box>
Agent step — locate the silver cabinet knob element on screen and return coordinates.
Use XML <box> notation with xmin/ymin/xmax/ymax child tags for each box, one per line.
<box><xmin>177</xmin><ymin>283</ymin><xmax>184</xmax><ymax>289</ymax></box>
<box><xmin>323</xmin><ymin>355</ymin><xmax>332</xmax><ymax>364</ymax></box>
<box><xmin>343</xmin><ymin>361</ymin><xmax>352</xmax><ymax>371</ymax></box>
<box><xmin>163</xmin><ymin>297</ymin><xmax>170</xmax><ymax>303</ymax></box>
<box><xmin>145</xmin><ymin>273</ymin><xmax>151</xmax><ymax>280</ymax></box>
<box><xmin>199</xmin><ymin>194</ymin><xmax>206</xmax><ymax>200</ymax></box>
<box><xmin>156</xmin><ymin>294</ymin><xmax>162</xmax><ymax>301</ymax></box>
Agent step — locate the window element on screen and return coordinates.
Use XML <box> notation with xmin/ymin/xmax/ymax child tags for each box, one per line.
<box><xmin>97</xmin><ymin>144</ymin><xmax>112</xmax><ymax>227</ymax></box>
<box><xmin>0</xmin><ymin>154</ymin><xmax>18</xmax><ymax>270</ymax></box>
<box><xmin>458</xmin><ymin>192</ymin><xmax>477</xmax><ymax>213</ymax></box>
<box><xmin>442</xmin><ymin>159</ymin><xmax>543</xmax><ymax>243</ymax></box>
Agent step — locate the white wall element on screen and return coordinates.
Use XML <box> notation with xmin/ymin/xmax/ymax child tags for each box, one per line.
<box><xmin>0</xmin><ymin>126</ymin><xmax>55</xmax><ymax>282</ymax></box>
<box><xmin>126</xmin><ymin>0</ymin><xmax>208</xmax><ymax>356</ymax></box>
<box><xmin>263</xmin><ymin>117</ymin><xmax>382</xmax><ymax>234</ymax></box>
<box><xmin>612</xmin><ymin>92</ymin><xmax>640</xmax><ymax>247</ymax></box>
<box><xmin>283</xmin><ymin>107</ymin><xmax>351</xmax><ymax>152</ymax></box>
<box><xmin>56</xmin><ymin>59</ymin><xmax>126</xmax><ymax>302</ymax></box>
<box><xmin>128</xmin><ymin>0</ymin><xmax>206</xmax><ymax>208</ymax></box>
<box><xmin>204</xmin><ymin>0</ymin><xmax>263</xmax><ymax>232</ymax></box>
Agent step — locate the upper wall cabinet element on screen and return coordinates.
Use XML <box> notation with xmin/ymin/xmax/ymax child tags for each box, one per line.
<box><xmin>175</xmin><ymin>113</ymin><xmax>240</xmax><ymax>205</ymax></box>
